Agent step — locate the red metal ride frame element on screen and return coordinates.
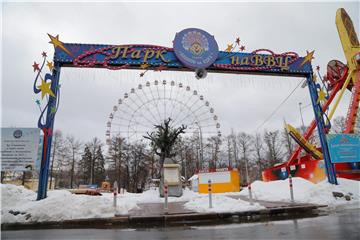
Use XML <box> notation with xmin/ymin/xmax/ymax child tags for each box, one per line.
<box><xmin>344</xmin><ymin>71</ymin><xmax>360</xmax><ymax>134</ymax></box>
<box><xmin>286</xmin><ymin>67</ymin><xmax>349</xmax><ymax>167</ymax></box>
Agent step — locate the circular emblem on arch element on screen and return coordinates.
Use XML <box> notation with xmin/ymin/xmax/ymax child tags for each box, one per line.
<box><xmin>13</xmin><ymin>129</ymin><xmax>23</xmax><ymax>139</ymax></box>
<box><xmin>173</xmin><ymin>28</ymin><xmax>219</xmax><ymax>69</ymax></box>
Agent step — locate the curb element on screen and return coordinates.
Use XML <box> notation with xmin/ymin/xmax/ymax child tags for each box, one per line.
<box><xmin>1</xmin><ymin>204</ymin><xmax>327</xmax><ymax>230</ymax></box>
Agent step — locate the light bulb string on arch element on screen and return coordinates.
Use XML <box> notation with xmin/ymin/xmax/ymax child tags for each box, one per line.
<box><xmin>106</xmin><ymin>80</ymin><xmax>221</xmax><ymax>145</ymax></box>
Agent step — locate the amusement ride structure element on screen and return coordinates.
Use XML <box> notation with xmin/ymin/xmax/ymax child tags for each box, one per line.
<box><xmin>262</xmin><ymin>8</ymin><xmax>360</xmax><ymax>182</ymax></box>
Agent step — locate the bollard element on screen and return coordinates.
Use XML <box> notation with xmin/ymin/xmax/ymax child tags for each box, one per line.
<box><xmin>248</xmin><ymin>183</ymin><xmax>254</xmax><ymax>205</ymax></box>
<box><xmin>113</xmin><ymin>181</ymin><xmax>118</xmax><ymax>208</ymax></box>
<box><xmin>164</xmin><ymin>182</ymin><xmax>168</xmax><ymax>213</ymax></box>
<box><xmin>289</xmin><ymin>174</ymin><xmax>294</xmax><ymax>203</ymax></box>
<box><xmin>208</xmin><ymin>179</ymin><xmax>213</xmax><ymax>208</ymax></box>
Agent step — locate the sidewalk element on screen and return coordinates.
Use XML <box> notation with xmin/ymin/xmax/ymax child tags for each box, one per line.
<box><xmin>128</xmin><ymin>195</ymin><xmax>325</xmax><ymax>217</ymax></box>
<box><xmin>2</xmin><ymin>197</ymin><xmax>327</xmax><ymax>230</ymax></box>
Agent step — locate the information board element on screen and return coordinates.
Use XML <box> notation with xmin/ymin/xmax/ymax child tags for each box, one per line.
<box><xmin>164</xmin><ymin>167</ymin><xmax>180</xmax><ymax>184</ymax></box>
<box><xmin>1</xmin><ymin>128</ymin><xmax>40</xmax><ymax>171</ymax></box>
<box><xmin>327</xmin><ymin>134</ymin><xmax>360</xmax><ymax>163</ymax></box>
<box><xmin>199</xmin><ymin>171</ymin><xmax>231</xmax><ymax>184</ymax></box>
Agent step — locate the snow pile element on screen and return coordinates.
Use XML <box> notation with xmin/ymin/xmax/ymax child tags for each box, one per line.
<box><xmin>1</xmin><ymin>184</ymin><xmax>36</xmax><ymax>208</ymax></box>
<box><xmin>1</xmin><ymin>184</ymin><xmax>138</xmax><ymax>223</ymax></box>
<box><xmin>185</xmin><ymin>195</ymin><xmax>264</xmax><ymax>213</ymax></box>
<box><xmin>239</xmin><ymin>177</ymin><xmax>360</xmax><ymax>209</ymax></box>
<box><xmin>117</xmin><ymin>187</ymin><xmax>201</xmax><ymax>204</ymax></box>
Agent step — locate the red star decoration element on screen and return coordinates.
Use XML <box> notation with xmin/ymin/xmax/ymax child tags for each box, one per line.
<box><xmin>240</xmin><ymin>45</ymin><xmax>245</xmax><ymax>51</ymax></box>
<box><xmin>155</xmin><ymin>65</ymin><xmax>167</xmax><ymax>72</ymax></box>
<box><xmin>235</xmin><ymin>37</ymin><xmax>241</xmax><ymax>45</ymax></box>
<box><xmin>42</xmin><ymin>52</ymin><xmax>47</xmax><ymax>57</ymax></box>
<box><xmin>316</xmin><ymin>66</ymin><xmax>320</xmax><ymax>71</ymax></box>
<box><xmin>32</xmin><ymin>62</ymin><xmax>40</xmax><ymax>72</ymax></box>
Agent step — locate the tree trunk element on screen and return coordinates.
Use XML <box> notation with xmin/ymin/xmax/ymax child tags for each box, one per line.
<box><xmin>1</xmin><ymin>171</ymin><xmax>5</xmax><ymax>183</ymax></box>
<box><xmin>49</xmin><ymin>137</ymin><xmax>57</xmax><ymax>189</ymax></box>
<box><xmin>70</xmin><ymin>150</ymin><xmax>75</xmax><ymax>188</ymax></box>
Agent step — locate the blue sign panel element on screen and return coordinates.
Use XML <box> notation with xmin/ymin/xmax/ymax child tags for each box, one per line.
<box><xmin>327</xmin><ymin>134</ymin><xmax>360</xmax><ymax>163</ymax></box>
<box><xmin>173</xmin><ymin>28</ymin><xmax>219</xmax><ymax>69</ymax></box>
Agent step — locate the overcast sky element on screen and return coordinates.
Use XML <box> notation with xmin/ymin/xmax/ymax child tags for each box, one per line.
<box><xmin>1</xmin><ymin>1</ymin><xmax>359</xmax><ymax>144</ymax></box>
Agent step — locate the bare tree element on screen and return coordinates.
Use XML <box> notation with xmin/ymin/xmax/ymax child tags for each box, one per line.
<box><xmin>49</xmin><ymin>130</ymin><xmax>64</xmax><ymax>189</ymax></box>
<box><xmin>107</xmin><ymin>136</ymin><xmax>126</xmax><ymax>191</ymax></box>
<box><xmin>253</xmin><ymin>133</ymin><xmax>265</xmax><ymax>180</ymax></box>
<box><xmin>282</xmin><ymin>126</ymin><xmax>295</xmax><ymax>160</ymax></box>
<box><xmin>237</xmin><ymin>132</ymin><xmax>253</xmax><ymax>184</ymax></box>
<box><xmin>65</xmin><ymin>135</ymin><xmax>82</xmax><ymax>188</ymax></box>
<box><xmin>331</xmin><ymin>116</ymin><xmax>346</xmax><ymax>133</ymax></box>
<box><xmin>264</xmin><ymin>130</ymin><xmax>283</xmax><ymax>166</ymax></box>
<box><xmin>86</xmin><ymin>137</ymin><xmax>103</xmax><ymax>185</ymax></box>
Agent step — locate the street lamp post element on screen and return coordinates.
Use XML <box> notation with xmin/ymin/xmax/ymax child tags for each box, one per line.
<box><xmin>194</xmin><ymin>122</ymin><xmax>204</xmax><ymax>170</ymax></box>
<box><xmin>299</xmin><ymin>102</ymin><xmax>306</xmax><ymax>133</ymax></box>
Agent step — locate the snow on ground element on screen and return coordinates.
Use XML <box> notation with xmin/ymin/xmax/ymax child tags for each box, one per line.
<box><xmin>185</xmin><ymin>195</ymin><xmax>264</xmax><ymax>213</ymax></box>
<box><xmin>113</xmin><ymin>187</ymin><xmax>202</xmax><ymax>204</ymax></box>
<box><xmin>237</xmin><ymin>177</ymin><xmax>360</xmax><ymax>209</ymax></box>
<box><xmin>1</xmin><ymin>178</ymin><xmax>359</xmax><ymax>223</ymax></box>
<box><xmin>1</xmin><ymin>184</ymin><xmax>138</xmax><ymax>223</ymax></box>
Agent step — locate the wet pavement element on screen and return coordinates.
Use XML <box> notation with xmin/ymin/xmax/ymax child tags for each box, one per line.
<box><xmin>3</xmin><ymin>209</ymin><xmax>359</xmax><ymax>240</ymax></box>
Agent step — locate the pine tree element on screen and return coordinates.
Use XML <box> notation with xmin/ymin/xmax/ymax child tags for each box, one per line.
<box><xmin>79</xmin><ymin>146</ymin><xmax>92</xmax><ymax>185</ymax></box>
<box><xmin>94</xmin><ymin>146</ymin><xmax>106</xmax><ymax>186</ymax></box>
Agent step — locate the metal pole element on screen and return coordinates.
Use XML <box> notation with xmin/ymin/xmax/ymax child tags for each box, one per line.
<box><xmin>208</xmin><ymin>179</ymin><xmax>213</xmax><ymax>208</ymax></box>
<box><xmin>299</xmin><ymin>102</ymin><xmax>306</xmax><ymax>134</ymax></box>
<box><xmin>113</xmin><ymin>181</ymin><xmax>118</xmax><ymax>208</ymax></box>
<box><xmin>195</xmin><ymin>122</ymin><xmax>204</xmax><ymax>169</ymax></box>
<box><xmin>306</xmin><ymin>74</ymin><xmax>337</xmax><ymax>184</ymax></box>
<box><xmin>37</xmin><ymin>64</ymin><xmax>61</xmax><ymax>200</ymax></box>
<box><xmin>289</xmin><ymin>173</ymin><xmax>294</xmax><ymax>203</ymax></box>
<box><xmin>164</xmin><ymin>182</ymin><xmax>168</xmax><ymax>213</ymax></box>
<box><xmin>248</xmin><ymin>183</ymin><xmax>254</xmax><ymax>205</ymax></box>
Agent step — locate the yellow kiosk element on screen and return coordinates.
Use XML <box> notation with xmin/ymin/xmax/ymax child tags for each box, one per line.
<box><xmin>198</xmin><ymin>168</ymin><xmax>240</xmax><ymax>193</ymax></box>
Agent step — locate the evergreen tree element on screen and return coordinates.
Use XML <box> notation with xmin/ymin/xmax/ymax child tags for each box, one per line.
<box><xmin>79</xmin><ymin>146</ymin><xmax>92</xmax><ymax>185</ymax></box>
<box><xmin>94</xmin><ymin>146</ymin><xmax>106</xmax><ymax>186</ymax></box>
<box><xmin>144</xmin><ymin>118</ymin><xmax>186</xmax><ymax>170</ymax></box>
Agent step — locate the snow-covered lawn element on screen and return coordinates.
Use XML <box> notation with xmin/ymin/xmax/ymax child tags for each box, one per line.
<box><xmin>184</xmin><ymin>195</ymin><xmax>264</xmax><ymax>213</ymax></box>
<box><xmin>235</xmin><ymin>177</ymin><xmax>360</xmax><ymax>209</ymax></box>
<box><xmin>1</xmin><ymin>184</ymin><xmax>137</xmax><ymax>223</ymax></box>
<box><xmin>1</xmin><ymin>177</ymin><xmax>359</xmax><ymax>223</ymax></box>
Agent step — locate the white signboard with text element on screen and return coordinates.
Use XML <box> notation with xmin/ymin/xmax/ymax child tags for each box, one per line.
<box><xmin>1</xmin><ymin>128</ymin><xmax>40</xmax><ymax>171</ymax></box>
<box><xmin>199</xmin><ymin>171</ymin><xmax>231</xmax><ymax>184</ymax></box>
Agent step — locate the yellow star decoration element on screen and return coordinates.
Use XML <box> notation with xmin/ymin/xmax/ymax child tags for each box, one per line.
<box><xmin>140</xmin><ymin>63</ymin><xmax>150</xmax><ymax>69</ymax></box>
<box><xmin>47</xmin><ymin>61</ymin><xmax>54</xmax><ymax>71</ymax></box>
<box><xmin>38</xmin><ymin>78</ymin><xmax>56</xmax><ymax>99</ymax></box>
<box><xmin>300</xmin><ymin>50</ymin><xmax>315</xmax><ymax>67</ymax></box>
<box><xmin>317</xmin><ymin>89</ymin><xmax>326</xmax><ymax>104</ymax></box>
<box><xmin>313</xmin><ymin>73</ymin><xmax>317</xmax><ymax>82</ymax></box>
<box><xmin>226</xmin><ymin>44</ymin><xmax>233</xmax><ymax>53</ymax></box>
<box><xmin>47</xmin><ymin>33</ymin><xmax>73</xmax><ymax>57</ymax></box>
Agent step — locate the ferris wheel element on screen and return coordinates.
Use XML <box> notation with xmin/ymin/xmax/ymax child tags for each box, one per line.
<box><xmin>105</xmin><ymin>79</ymin><xmax>221</xmax><ymax>145</ymax></box>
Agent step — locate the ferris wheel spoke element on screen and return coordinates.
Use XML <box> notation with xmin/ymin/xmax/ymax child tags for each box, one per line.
<box><xmin>155</xmin><ymin>84</ymin><xmax>164</xmax><ymax>121</ymax></box>
<box><xmin>168</xmin><ymin>84</ymin><xmax>178</xmax><ymax>120</ymax></box>
<box><xmin>176</xmin><ymin>104</ymin><xmax>208</xmax><ymax>126</ymax></box>
<box><xmin>129</xmin><ymin>102</ymin><xmax>159</xmax><ymax>128</ymax></box>
<box><xmin>148</xmin><ymin>85</ymin><xmax>163</xmax><ymax>123</ymax></box>
<box><xmin>141</xmin><ymin>88</ymin><xmax>162</xmax><ymax>124</ymax></box>
<box><xmin>133</xmin><ymin>92</ymin><xmax>158</xmax><ymax>124</ymax></box>
<box><xmin>123</xmin><ymin>99</ymin><xmax>156</xmax><ymax>127</ymax></box>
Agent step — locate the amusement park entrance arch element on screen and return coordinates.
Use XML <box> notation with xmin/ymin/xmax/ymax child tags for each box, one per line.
<box><xmin>33</xmin><ymin>8</ymin><xmax>358</xmax><ymax>200</ymax></box>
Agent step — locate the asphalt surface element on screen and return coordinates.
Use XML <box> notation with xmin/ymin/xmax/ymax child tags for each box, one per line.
<box><xmin>2</xmin><ymin>209</ymin><xmax>359</xmax><ymax>240</ymax></box>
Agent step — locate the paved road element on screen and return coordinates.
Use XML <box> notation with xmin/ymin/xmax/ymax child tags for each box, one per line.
<box><xmin>3</xmin><ymin>209</ymin><xmax>359</xmax><ymax>240</ymax></box>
